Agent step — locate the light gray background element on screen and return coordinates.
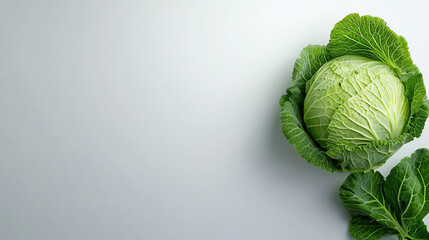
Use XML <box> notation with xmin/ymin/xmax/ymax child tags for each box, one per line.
<box><xmin>1</xmin><ymin>0</ymin><xmax>428</xmax><ymax>239</ymax></box>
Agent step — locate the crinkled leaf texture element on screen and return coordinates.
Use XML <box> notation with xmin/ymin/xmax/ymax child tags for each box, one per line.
<box><xmin>280</xmin><ymin>45</ymin><xmax>341</xmax><ymax>172</ymax></box>
<box><xmin>340</xmin><ymin>148</ymin><xmax>429</xmax><ymax>240</ymax></box>
<box><xmin>280</xmin><ymin>13</ymin><xmax>429</xmax><ymax>172</ymax></box>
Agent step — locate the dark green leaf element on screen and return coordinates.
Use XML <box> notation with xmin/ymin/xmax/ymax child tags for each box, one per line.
<box><xmin>280</xmin><ymin>45</ymin><xmax>340</xmax><ymax>172</ymax></box>
<box><xmin>340</xmin><ymin>149</ymin><xmax>429</xmax><ymax>239</ymax></box>
<box><xmin>287</xmin><ymin>45</ymin><xmax>330</xmax><ymax>104</ymax></box>
<box><xmin>327</xmin><ymin>13</ymin><xmax>418</xmax><ymax>74</ymax></box>
<box><xmin>349</xmin><ymin>216</ymin><xmax>396</xmax><ymax>240</ymax></box>
<box><xmin>340</xmin><ymin>171</ymin><xmax>403</xmax><ymax>232</ymax></box>
<box><xmin>384</xmin><ymin>149</ymin><xmax>429</xmax><ymax>222</ymax></box>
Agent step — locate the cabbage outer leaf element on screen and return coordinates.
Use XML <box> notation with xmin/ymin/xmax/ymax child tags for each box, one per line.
<box><xmin>322</xmin><ymin>13</ymin><xmax>429</xmax><ymax>171</ymax></box>
<box><xmin>280</xmin><ymin>45</ymin><xmax>341</xmax><ymax>172</ymax></box>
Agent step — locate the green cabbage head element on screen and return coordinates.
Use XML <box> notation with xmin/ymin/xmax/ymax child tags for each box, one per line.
<box><xmin>280</xmin><ymin>14</ymin><xmax>429</xmax><ymax>172</ymax></box>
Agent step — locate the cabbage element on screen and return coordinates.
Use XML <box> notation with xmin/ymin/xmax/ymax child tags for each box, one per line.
<box><xmin>280</xmin><ymin>14</ymin><xmax>429</xmax><ymax>172</ymax></box>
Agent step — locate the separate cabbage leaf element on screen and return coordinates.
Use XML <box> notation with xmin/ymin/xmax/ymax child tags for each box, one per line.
<box><xmin>340</xmin><ymin>149</ymin><xmax>429</xmax><ymax>240</ymax></box>
<box><xmin>348</xmin><ymin>216</ymin><xmax>396</xmax><ymax>240</ymax></box>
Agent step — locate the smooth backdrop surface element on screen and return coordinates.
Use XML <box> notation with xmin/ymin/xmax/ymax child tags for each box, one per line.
<box><xmin>1</xmin><ymin>1</ymin><xmax>429</xmax><ymax>239</ymax></box>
